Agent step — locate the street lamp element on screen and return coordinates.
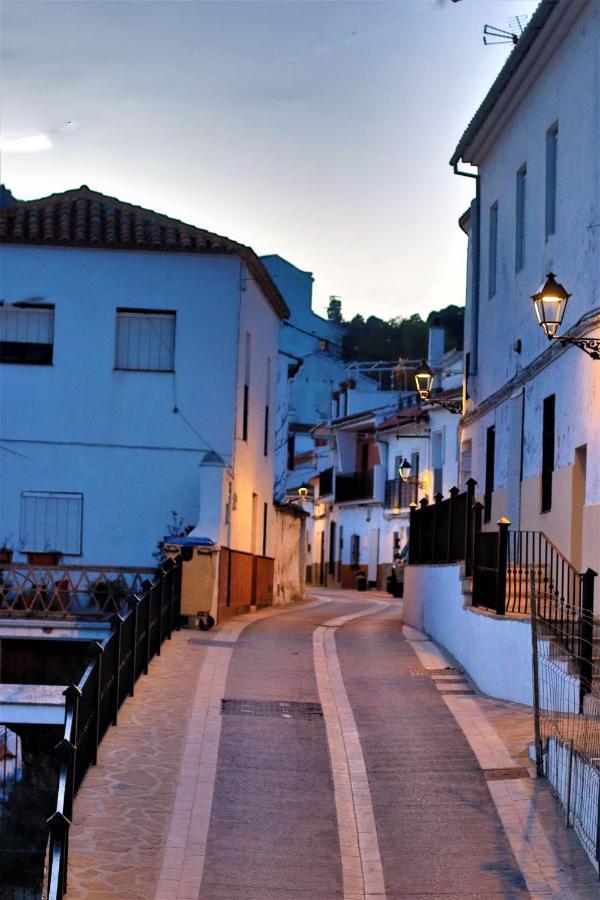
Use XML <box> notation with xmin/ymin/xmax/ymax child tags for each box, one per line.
<box><xmin>298</xmin><ymin>485</ymin><xmax>308</xmax><ymax>500</ymax></box>
<box><xmin>413</xmin><ymin>360</ymin><xmax>462</xmax><ymax>414</ymax></box>
<box><xmin>398</xmin><ymin>458</ymin><xmax>412</xmax><ymax>482</ymax></box>
<box><xmin>531</xmin><ymin>272</ymin><xmax>600</xmax><ymax>359</ymax></box>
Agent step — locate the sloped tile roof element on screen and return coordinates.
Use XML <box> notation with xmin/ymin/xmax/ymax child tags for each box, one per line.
<box><xmin>0</xmin><ymin>185</ymin><xmax>289</xmax><ymax>319</ymax></box>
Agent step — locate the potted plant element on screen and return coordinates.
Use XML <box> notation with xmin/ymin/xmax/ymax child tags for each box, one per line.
<box><xmin>0</xmin><ymin>539</ymin><xmax>13</xmax><ymax>564</ymax></box>
<box><xmin>26</xmin><ymin>545</ymin><xmax>62</xmax><ymax>566</ymax></box>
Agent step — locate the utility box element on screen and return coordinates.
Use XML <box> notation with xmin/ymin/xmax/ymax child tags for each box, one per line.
<box><xmin>163</xmin><ymin>536</ymin><xmax>218</xmax><ymax>626</ymax></box>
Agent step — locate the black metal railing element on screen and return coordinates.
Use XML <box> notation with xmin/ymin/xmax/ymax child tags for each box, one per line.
<box><xmin>409</xmin><ymin>480</ymin><xmax>476</xmax><ymax>567</ymax></box>
<box><xmin>384</xmin><ymin>479</ymin><xmax>416</xmax><ymax>510</ymax></box>
<box><xmin>45</xmin><ymin>555</ymin><xmax>182</xmax><ymax>900</ymax></box>
<box><xmin>335</xmin><ymin>470</ymin><xmax>374</xmax><ymax>503</ymax></box>
<box><xmin>0</xmin><ymin>563</ymin><xmax>156</xmax><ymax>619</ymax></box>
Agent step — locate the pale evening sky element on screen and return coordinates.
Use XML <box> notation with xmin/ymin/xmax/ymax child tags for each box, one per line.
<box><xmin>1</xmin><ymin>0</ymin><xmax>537</xmax><ymax>322</ymax></box>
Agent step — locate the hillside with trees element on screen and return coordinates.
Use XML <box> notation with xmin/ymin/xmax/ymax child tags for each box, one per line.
<box><xmin>326</xmin><ymin>298</ymin><xmax>464</xmax><ymax>362</ymax></box>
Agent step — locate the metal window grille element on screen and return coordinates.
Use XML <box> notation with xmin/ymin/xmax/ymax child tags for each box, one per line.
<box><xmin>515</xmin><ymin>165</ymin><xmax>527</xmax><ymax>271</ymax></box>
<box><xmin>545</xmin><ymin>123</ymin><xmax>558</xmax><ymax>239</ymax></box>
<box><xmin>488</xmin><ymin>202</ymin><xmax>498</xmax><ymax>298</ymax></box>
<box><xmin>20</xmin><ymin>491</ymin><xmax>83</xmax><ymax>555</ymax></box>
<box><xmin>115</xmin><ymin>310</ymin><xmax>175</xmax><ymax>371</ymax></box>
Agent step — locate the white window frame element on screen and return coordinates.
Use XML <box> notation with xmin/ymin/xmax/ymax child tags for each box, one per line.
<box><xmin>20</xmin><ymin>491</ymin><xmax>84</xmax><ymax>556</ymax></box>
<box><xmin>0</xmin><ymin>304</ymin><xmax>55</xmax><ymax>364</ymax></box>
<box><xmin>114</xmin><ymin>308</ymin><xmax>176</xmax><ymax>372</ymax></box>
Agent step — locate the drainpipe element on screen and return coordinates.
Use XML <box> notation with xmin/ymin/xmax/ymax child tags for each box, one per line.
<box><xmin>453</xmin><ymin>162</ymin><xmax>480</xmax><ymax>380</ymax></box>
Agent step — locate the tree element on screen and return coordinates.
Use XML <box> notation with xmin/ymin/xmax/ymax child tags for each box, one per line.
<box><xmin>327</xmin><ymin>296</ymin><xmax>343</xmax><ymax>324</ymax></box>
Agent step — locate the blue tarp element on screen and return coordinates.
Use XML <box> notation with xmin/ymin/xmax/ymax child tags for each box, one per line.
<box><xmin>164</xmin><ymin>535</ymin><xmax>215</xmax><ymax>547</ymax></box>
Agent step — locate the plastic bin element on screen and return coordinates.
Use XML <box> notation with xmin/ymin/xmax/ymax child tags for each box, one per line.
<box><xmin>163</xmin><ymin>536</ymin><xmax>218</xmax><ymax>627</ymax></box>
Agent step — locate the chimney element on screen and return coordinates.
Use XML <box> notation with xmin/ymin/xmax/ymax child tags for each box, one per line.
<box><xmin>428</xmin><ymin>317</ymin><xmax>445</xmax><ymax>367</ymax></box>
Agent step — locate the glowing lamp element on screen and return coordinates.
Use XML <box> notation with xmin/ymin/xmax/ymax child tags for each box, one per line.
<box><xmin>298</xmin><ymin>486</ymin><xmax>308</xmax><ymax>499</ymax></box>
<box><xmin>414</xmin><ymin>360</ymin><xmax>435</xmax><ymax>401</ymax></box>
<box><xmin>399</xmin><ymin>458</ymin><xmax>412</xmax><ymax>482</ymax></box>
<box><xmin>531</xmin><ymin>272</ymin><xmax>570</xmax><ymax>339</ymax></box>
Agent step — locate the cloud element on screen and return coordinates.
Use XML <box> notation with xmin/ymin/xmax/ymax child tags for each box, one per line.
<box><xmin>0</xmin><ymin>133</ymin><xmax>53</xmax><ymax>153</ymax></box>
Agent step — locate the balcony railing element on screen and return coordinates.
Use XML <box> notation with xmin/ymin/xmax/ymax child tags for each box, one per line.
<box><xmin>384</xmin><ymin>479</ymin><xmax>417</xmax><ymax>510</ymax></box>
<box><xmin>335</xmin><ymin>470</ymin><xmax>373</xmax><ymax>503</ymax></box>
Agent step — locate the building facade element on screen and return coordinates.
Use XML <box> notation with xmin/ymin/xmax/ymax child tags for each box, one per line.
<box><xmin>452</xmin><ymin>0</ymin><xmax>600</xmax><ymax>586</ymax></box>
<box><xmin>0</xmin><ymin>186</ymin><xmax>289</xmax><ymax>572</ymax></box>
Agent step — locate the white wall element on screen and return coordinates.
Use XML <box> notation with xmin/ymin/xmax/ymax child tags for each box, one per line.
<box><xmin>404</xmin><ymin>564</ymin><xmax>534</xmax><ymax>706</ymax></box>
<box><xmin>0</xmin><ymin>245</ymin><xmax>279</xmax><ymax>565</ymax></box>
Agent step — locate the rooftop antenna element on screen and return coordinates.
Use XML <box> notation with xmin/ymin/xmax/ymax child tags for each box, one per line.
<box><xmin>483</xmin><ymin>15</ymin><xmax>528</xmax><ymax>46</ymax></box>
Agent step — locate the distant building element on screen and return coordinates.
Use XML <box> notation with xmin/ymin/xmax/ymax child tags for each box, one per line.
<box><xmin>262</xmin><ymin>254</ymin><xmax>377</xmax><ymax>498</ymax></box>
<box><xmin>0</xmin><ymin>186</ymin><xmax>288</xmax><ymax>579</ymax></box>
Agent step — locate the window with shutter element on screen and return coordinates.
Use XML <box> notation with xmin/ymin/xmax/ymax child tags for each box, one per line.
<box><xmin>20</xmin><ymin>491</ymin><xmax>83</xmax><ymax>555</ymax></box>
<box><xmin>0</xmin><ymin>304</ymin><xmax>54</xmax><ymax>365</ymax></box>
<box><xmin>545</xmin><ymin>123</ymin><xmax>558</xmax><ymax>239</ymax></box>
<box><xmin>115</xmin><ymin>309</ymin><xmax>175</xmax><ymax>371</ymax></box>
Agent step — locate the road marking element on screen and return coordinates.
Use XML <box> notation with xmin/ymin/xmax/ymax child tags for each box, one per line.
<box><xmin>154</xmin><ymin>597</ymin><xmax>330</xmax><ymax>900</ymax></box>
<box><xmin>313</xmin><ymin>600</ymin><xmax>389</xmax><ymax>900</ymax></box>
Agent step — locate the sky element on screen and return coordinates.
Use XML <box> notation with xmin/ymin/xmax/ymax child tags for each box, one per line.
<box><xmin>1</xmin><ymin>0</ymin><xmax>538</xmax><ymax>322</ymax></box>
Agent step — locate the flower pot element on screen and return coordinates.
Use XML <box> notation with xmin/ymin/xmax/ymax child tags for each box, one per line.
<box><xmin>0</xmin><ymin>549</ymin><xmax>13</xmax><ymax>563</ymax></box>
<box><xmin>26</xmin><ymin>551</ymin><xmax>62</xmax><ymax>566</ymax></box>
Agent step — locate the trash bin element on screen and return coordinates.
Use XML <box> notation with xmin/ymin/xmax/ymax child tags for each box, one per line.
<box><xmin>354</xmin><ymin>570</ymin><xmax>368</xmax><ymax>592</ymax></box>
<box><xmin>163</xmin><ymin>536</ymin><xmax>217</xmax><ymax>629</ymax></box>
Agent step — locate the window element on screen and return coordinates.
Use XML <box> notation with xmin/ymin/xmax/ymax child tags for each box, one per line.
<box><xmin>20</xmin><ymin>491</ymin><xmax>83</xmax><ymax>555</ymax></box>
<box><xmin>541</xmin><ymin>394</ymin><xmax>555</xmax><ymax>513</ymax></box>
<box><xmin>115</xmin><ymin>309</ymin><xmax>175</xmax><ymax>371</ymax></box>
<box><xmin>287</xmin><ymin>435</ymin><xmax>295</xmax><ymax>470</ymax></box>
<box><xmin>0</xmin><ymin>304</ymin><xmax>54</xmax><ymax>365</ymax></box>
<box><xmin>546</xmin><ymin>123</ymin><xmax>558</xmax><ymax>239</ymax></box>
<box><xmin>242</xmin><ymin>332</ymin><xmax>251</xmax><ymax>442</ymax></box>
<box><xmin>488</xmin><ymin>202</ymin><xmax>498</xmax><ymax>298</ymax></box>
<box><xmin>432</xmin><ymin>429</ymin><xmax>445</xmax><ymax>497</ymax></box>
<box><xmin>264</xmin><ymin>358</ymin><xmax>271</xmax><ymax>457</ymax></box>
<box><xmin>515</xmin><ymin>165</ymin><xmax>527</xmax><ymax>271</ymax></box>
<box><xmin>350</xmin><ymin>533</ymin><xmax>360</xmax><ymax>566</ymax></box>
<box><xmin>460</xmin><ymin>439</ymin><xmax>472</xmax><ymax>492</ymax></box>
<box><xmin>411</xmin><ymin>451</ymin><xmax>420</xmax><ymax>503</ymax></box>
<box><xmin>484</xmin><ymin>425</ymin><xmax>495</xmax><ymax>522</ymax></box>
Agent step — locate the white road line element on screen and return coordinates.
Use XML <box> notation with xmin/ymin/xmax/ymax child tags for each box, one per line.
<box><xmin>154</xmin><ymin>597</ymin><xmax>330</xmax><ymax>900</ymax></box>
<box><xmin>313</xmin><ymin>600</ymin><xmax>389</xmax><ymax>900</ymax></box>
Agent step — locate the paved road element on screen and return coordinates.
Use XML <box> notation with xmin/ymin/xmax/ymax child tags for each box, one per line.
<box><xmin>69</xmin><ymin>590</ymin><xmax>598</xmax><ymax>899</ymax></box>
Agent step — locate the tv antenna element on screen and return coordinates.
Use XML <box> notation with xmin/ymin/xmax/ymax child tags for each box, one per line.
<box><xmin>483</xmin><ymin>15</ymin><xmax>528</xmax><ymax>46</ymax></box>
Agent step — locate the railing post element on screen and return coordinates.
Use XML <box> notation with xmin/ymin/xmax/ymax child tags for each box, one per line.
<box><xmin>496</xmin><ymin>517</ymin><xmax>510</xmax><ymax>616</ymax></box>
<box><xmin>579</xmin><ymin>568</ymin><xmax>596</xmax><ymax>713</ymax></box>
<box><xmin>143</xmin><ymin>580</ymin><xmax>152</xmax><ymax>675</ymax></box>
<box><xmin>470</xmin><ymin>501</ymin><xmax>483</xmax><ymax>604</ymax></box>
<box><xmin>131</xmin><ymin>595</ymin><xmax>141</xmax><ymax>697</ymax></box>
<box><xmin>464</xmin><ymin>478</ymin><xmax>477</xmax><ymax>575</ymax></box>
<box><xmin>419</xmin><ymin>497</ymin><xmax>428</xmax><ymax>563</ymax></box>
<box><xmin>529</xmin><ymin>570</ymin><xmax>544</xmax><ymax>777</ymax></box>
<box><xmin>111</xmin><ymin>613</ymin><xmax>124</xmax><ymax>725</ymax></box>
<box><xmin>89</xmin><ymin>641</ymin><xmax>104</xmax><ymax>764</ymax></box>
<box><xmin>433</xmin><ymin>492</ymin><xmax>443</xmax><ymax>563</ymax></box>
<box><xmin>62</xmin><ymin>684</ymin><xmax>81</xmax><ymax>809</ymax></box>
<box><xmin>448</xmin><ymin>486</ymin><xmax>459</xmax><ymax>562</ymax></box>
<box><xmin>409</xmin><ymin>502</ymin><xmax>418</xmax><ymax>565</ymax></box>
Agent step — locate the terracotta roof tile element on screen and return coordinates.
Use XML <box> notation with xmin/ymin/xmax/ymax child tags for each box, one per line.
<box><xmin>0</xmin><ymin>185</ymin><xmax>290</xmax><ymax>319</ymax></box>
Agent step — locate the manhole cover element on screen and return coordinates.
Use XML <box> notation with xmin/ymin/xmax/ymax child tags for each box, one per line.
<box><xmin>221</xmin><ymin>699</ymin><xmax>323</xmax><ymax>720</ymax></box>
<box><xmin>485</xmin><ymin>767</ymin><xmax>530</xmax><ymax>781</ymax></box>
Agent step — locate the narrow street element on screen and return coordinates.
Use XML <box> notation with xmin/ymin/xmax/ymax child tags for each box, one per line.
<box><xmin>68</xmin><ymin>592</ymin><xmax>597</xmax><ymax>899</ymax></box>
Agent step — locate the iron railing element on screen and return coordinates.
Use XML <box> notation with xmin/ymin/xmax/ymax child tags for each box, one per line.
<box><xmin>531</xmin><ymin>571</ymin><xmax>599</xmax><ymax>865</ymax></box>
<box><xmin>45</xmin><ymin>555</ymin><xmax>182</xmax><ymax>899</ymax></box>
<box><xmin>384</xmin><ymin>479</ymin><xmax>416</xmax><ymax>510</ymax></box>
<box><xmin>0</xmin><ymin>564</ymin><xmax>156</xmax><ymax>619</ymax></box>
<box><xmin>335</xmin><ymin>470</ymin><xmax>374</xmax><ymax>503</ymax></box>
<box><xmin>409</xmin><ymin>480</ymin><xmax>476</xmax><ymax>567</ymax></box>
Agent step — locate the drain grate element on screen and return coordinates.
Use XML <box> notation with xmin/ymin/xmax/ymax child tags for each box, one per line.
<box><xmin>221</xmin><ymin>699</ymin><xmax>323</xmax><ymax>720</ymax></box>
<box><xmin>485</xmin><ymin>767</ymin><xmax>530</xmax><ymax>781</ymax></box>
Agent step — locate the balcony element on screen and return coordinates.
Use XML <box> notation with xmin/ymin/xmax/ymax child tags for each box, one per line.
<box><xmin>335</xmin><ymin>469</ymin><xmax>374</xmax><ymax>503</ymax></box>
<box><xmin>384</xmin><ymin>479</ymin><xmax>417</xmax><ymax>510</ymax></box>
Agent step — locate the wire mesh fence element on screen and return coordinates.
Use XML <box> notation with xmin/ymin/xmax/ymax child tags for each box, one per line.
<box><xmin>531</xmin><ymin>569</ymin><xmax>600</xmax><ymax>867</ymax></box>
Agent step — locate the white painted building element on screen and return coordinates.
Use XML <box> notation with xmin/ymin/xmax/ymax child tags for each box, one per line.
<box><xmin>0</xmin><ymin>185</ymin><xmax>289</xmax><ymax>570</ymax></box>
<box><xmin>452</xmin><ymin>0</ymin><xmax>600</xmax><ymax>584</ymax></box>
<box><xmin>261</xmin><ymin>254</ymin><xmax>377</xmax><ymax>498</ymax></box>
<box><xmin>308</xmin><ymin>330</ymin><xmax>462</xmax><ymax>591</ymax></box>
